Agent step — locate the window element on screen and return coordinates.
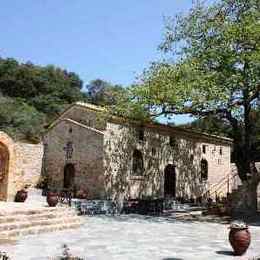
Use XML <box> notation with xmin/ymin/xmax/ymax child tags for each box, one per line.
<box><xmin>202</xmin><ymin>145</ymin><xmax>207</xmax><ymax>154</ymax></box>
<box><xmin>219</xmin><ymin>147</ymin><xmax>223</xmax><ymax>156</ymax></box>
<box><xmin>132</xmin><ymin>150</ymin><xmax>144</xmax><ymax>176</ymax></box>
<box><xmin>200</xmin><ymin>159</ymin><xmax>208</xmax><ymax>181</ymax></box>
<box><xmin>64</xmin><ymin>142</ymin><xmax>73</xmax><ymax>160</ymax></box>
<box><xmin>169</xmin><ymin>136</ymin><xmax>177</xmax><ymax>147</ymax></box>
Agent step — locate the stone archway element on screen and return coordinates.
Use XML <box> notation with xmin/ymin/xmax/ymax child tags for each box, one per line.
<box><xmin>0</xmin><ymin>142</ymin><xmax>9</xmax><ymax>200</ymax></box>
<box><xmin>164</xmin><ymin>164</ymin><xmax>176</xmax><ymax>198</ymax></box>
<box><xmin>0</xmin><ymin>132</ymin><xmax>15</xmax><ymax>201</ymax></box>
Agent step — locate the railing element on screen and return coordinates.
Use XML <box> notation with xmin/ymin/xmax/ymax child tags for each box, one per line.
<box><xmin>202</xmin><ymin>170</ymin><xmax>238</xmax><ymax>199</ymax></box>
<box><xmin>57</xmin><ymin>190</ymin><xmax>72</xmax><ymax>206</ymax></box>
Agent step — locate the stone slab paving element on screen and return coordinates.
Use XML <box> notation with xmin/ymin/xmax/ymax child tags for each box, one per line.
<box><xmin>0</xmin><ymin>215</ymin><xmax>260</xmax><ymax>260</ymax></box>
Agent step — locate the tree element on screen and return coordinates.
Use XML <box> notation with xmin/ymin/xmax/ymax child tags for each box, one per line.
<box><xmin>0</xmin><ymin>57</ymin><xmax>88</xmax><ymax>141</ymax></box>
<box><xmin>187</xmin><ymin>115</ymin><xmax>233</xmax><ymax>137</ymax></box>
<box><xmin>0</xmin><ymin>59</ymin><xmax>87</xmax><ymax>119</ymax></box>
<box><xmin>0</xmin><ymin>96</ymin><xmax>46</xmax><ymax>142</ymax></box>
<box><xmin>127</xmin><ymin>0</ymin><xmax>260</xmax><ymax>214</ymax></box>
<box><xmin>86</xmin><ymin>79</ymin><xmax>127</xmax><ymax>106</ymax></box>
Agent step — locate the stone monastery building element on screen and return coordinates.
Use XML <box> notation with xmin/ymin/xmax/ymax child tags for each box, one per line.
<box><xmin>43</xmin><ymin>102</ymin><xmax>232</xmax><ymax>204</ymax></box>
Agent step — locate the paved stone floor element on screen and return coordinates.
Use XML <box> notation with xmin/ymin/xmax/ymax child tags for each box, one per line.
<box><xmin>1</xmin><ymin>215</ymin><xmax>260</xmax><ymax>260</ymax></box>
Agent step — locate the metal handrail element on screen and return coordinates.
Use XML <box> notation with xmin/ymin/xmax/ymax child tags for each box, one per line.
<box><xmin>202</xmin><ymin>170</ymin><xmax>238</xmax><ymax>198</ymax></box>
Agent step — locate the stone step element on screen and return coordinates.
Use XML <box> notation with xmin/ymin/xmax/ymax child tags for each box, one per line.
<box><xmin>0</xmin><ymin>220</ymin><xmax>82</xmax><ymax>239</ymax></box>
<box><xmin>0</xmin><ymin>210</ymin><xmax>76</xmax><ymax>224</ymax></box>
<box><xmin>0</xmin><ymin>216</ymin><xmax>81</xmax><ymax>232</ymax></box>
<box><xmin>0</xmin><ymin>203</ymin><xmax>82</xmax><ymax>239</ymax></box>
<box><xmin>0</xmin><ymin>207</ymin><xmax>74</xmax><ymax>217</ymax></box>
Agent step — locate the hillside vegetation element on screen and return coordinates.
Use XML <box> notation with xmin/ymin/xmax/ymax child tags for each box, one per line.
<box><xmin>0</xmin><ymin>57</ymin><xmax>127</xmax><ymax>142</ymax></box>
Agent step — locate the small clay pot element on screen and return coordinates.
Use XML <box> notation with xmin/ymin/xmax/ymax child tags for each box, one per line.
<box><xmin>229</xmin><ymin>227</ymin><xmax>251</xmax><ymax>256</ymax></box>
<box><xmin>47</xmin><ymin>192</ymin><xmax>58</xmax><ymax>207</ymax></box>
<box><xmin>14</xmin><ymin>189</ymin><xmax>28</xmax><ymax>202</ymax></box>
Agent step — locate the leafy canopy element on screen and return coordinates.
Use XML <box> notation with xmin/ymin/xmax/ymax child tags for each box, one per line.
<box><xmin>127</xmin><ymin>0</ymin><xmax>260</xmax><ymax>179</ymax></box>
<box><xmin>134</xmin><ymin>0</ymin><xmax>260</xmax><ymax>119</ymax></box>
<box><xmin>0</xmin><ymin>57</ymin><xmax>88</xmax><ymax>141</ymax></box>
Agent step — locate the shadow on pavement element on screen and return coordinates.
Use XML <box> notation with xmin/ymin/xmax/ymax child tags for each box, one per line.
<box><xmin>162</xmin><ymin>258</ymin><xmax>184</xmax><ymax>260</ymax></box>
<box><xmin>215</xmin><ymin>250</ymin><xmax>234</xmax><ymax>256</ymax></box>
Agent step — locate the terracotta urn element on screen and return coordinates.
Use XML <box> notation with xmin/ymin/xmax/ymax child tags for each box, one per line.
<box><xmin>229</xmin><ymin>221</ymin><xmax>251</xmax><ymax>256</ymax></box>
<box><xmin>47</xmin><ymin>192</ymin><xmax>58</xmax><ymax>207</ymax></box>
<box><xmin>14</xmin><ymin>189</ymin><xmax>28</xmax><ymax>202</ymax></box>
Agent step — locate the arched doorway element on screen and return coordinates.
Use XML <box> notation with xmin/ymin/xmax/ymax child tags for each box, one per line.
<box><xmin>164</xmin><ymin>164</ymin><xmax>176</xmax><ymax>198</ymax></box>
<box><xmin>132</xmin><ymin>149</ymin><xmax>144</xmax><ymax>176</ymax></box>
<box><xmin>63</xmin><ymin>163</ymin><xmax>75</xmax><ymax>190</ymax></box>
<box><xmin>200</xmin><ymin>159</ymin><xmax>208</xmax><ymax>181</ymax></box>
<box><xmin>0</xmin><ymin>142</ymin><xmax>9</xmax><ymax>201</ymax></box>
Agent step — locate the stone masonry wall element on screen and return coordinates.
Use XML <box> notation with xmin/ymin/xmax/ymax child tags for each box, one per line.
<box><xmin>14</xmin><ymin>142</ymin><xmax>43</xmax><ymax>191</ymax></box>
<box><xmin>43</xmin><ymin>119</ymin><xmax>105</xmax><ymax>199</ymax></box>
<box><xmin>59</xmin><ymin>105</ymin><xmax>106</xmax><ymax>130</ymax></box>
<box><xmin>104</xmin><ymin>121</ymin><xmax>231</xmax><ymax>203</ymax></box>
<box><xmin>43</xmin><ymin>103</ymin><xmax>232</xmax><ymax>204</ymax></box>
<box><xmin>0</xmin><ymin>131</ymin><xmax>43</xmax><ymax>201</ymax></box>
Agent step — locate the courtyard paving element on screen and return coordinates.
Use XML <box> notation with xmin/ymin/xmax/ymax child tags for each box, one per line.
<box><xmin>1</xmin><ymin>215</ymin><xmax>260</xmax><ymax>260</ymax></box>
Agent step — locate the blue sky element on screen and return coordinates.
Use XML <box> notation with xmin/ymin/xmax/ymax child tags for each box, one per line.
<box><xmin>1</xmin><ymin>1</ymin><xmax>213</xmax><ymax>124</ymax></box>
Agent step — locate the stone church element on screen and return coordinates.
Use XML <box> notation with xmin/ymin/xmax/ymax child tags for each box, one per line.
<box><xmin>42</xmin><ymin>102</ymin><xmax>232</xmax><ymax>203</ymax></box>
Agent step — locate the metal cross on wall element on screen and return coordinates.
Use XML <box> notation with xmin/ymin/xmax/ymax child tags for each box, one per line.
<box><xmin>64</xmin><ymin>141</ymin><xmax>74</xmax><ymax>160</ymax></box>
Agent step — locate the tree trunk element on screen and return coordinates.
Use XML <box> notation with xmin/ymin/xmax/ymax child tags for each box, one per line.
<box><xmin>230</xmin><ymin>99</ymin><xmax>260</xmax><ymax>216</ymax></box>
<box><xmin>231</xmin><ymin>161</ymin><xmax>260</xmax><ymax>217</ymax></box>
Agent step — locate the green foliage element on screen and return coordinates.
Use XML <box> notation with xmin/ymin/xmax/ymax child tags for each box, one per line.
<box><xmin>0</xmin><ymin>96</ymin><xmax>46</xmax><ymax>142</ymax></box>
<box><xmin>127</xmin><ymin>0</ymin><xmax>260</xmax><ymax>179</ymax></box>
<box><xmin>86</xmin><ymin>79</ymin><xmax>150</xmax><ymax>122</ymax></box>
<box><xmin>187</xmin><ymin>115</ymin><xmax>232</xmax><ymax>137</ymax></box>
<box><xmin>86</xmin><ymin>79</ymin><xmax>126</xmax><ymax>106</ymax></box>
<box><xmin>0</xmin><ymin>57</ymin><xmax>87</xmax><ymax>141</ymax></box>
<box><xmin>0</xmin><ymin>59</ymin><xmax>87</xmax><ymax>117</ymax></box>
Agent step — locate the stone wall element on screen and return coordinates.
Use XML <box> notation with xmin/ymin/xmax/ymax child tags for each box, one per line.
<box><xmin>14</xmin><ymin>142</ymin><xmax>43</xmax><ymax>191</ymax></box>
<box><xmin>43</xmin><ymin>118</ymin><xmax>105</xmax><ymax>199</ymax></box>
<box><xmin>104</xmin><ymin>121</ymin><xmax>231</xmax><ymax>202</ymax></box>
<box><xmin>59</xmin><ymin>104</ymin><xmax>106</xmax><ymax>130</ymax></box>
<box><xmin>44</xmin><ymin>103</ymin><xmax>232</xmax><ymax>204</ymax></box>
<box><xmin>0</xmin><ymin>131</ymin><xmax>43</xmax><ymax>201</ymax></box>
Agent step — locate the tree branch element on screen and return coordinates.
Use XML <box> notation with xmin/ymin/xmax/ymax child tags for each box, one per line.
<box><xmin>149</xmin><ymin>106</ymin><xmax>229</xmax><ymax>118</ymax></box>
<box><xmin>248</xmin><ymin>85</ymin><xmax>260</xmax><ymax>104</ymax></box>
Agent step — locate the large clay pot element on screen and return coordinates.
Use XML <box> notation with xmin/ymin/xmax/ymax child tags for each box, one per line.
<box><xmin>14</xmin><ymin>189</ymin><xmax>28</xmax><ymax>202</ymax></box>
<box><xmin>47</xmin><ymin>192</ymin><xmax>58</xmax><ymax>207</ymax></box>
<box><xmin>229</xmin><ymin>227</ymin><xmax>251</xmax><ymax>255</ymax></box>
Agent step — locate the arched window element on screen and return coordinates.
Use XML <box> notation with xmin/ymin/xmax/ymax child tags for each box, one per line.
<box><xmin>201</xmin><ymin>159</ymin><xmax>208</xmax><ymax>181</ymax></box>
<box><xmin>132</xmin><ymin>150</ymin><xmax>144</xmax><ymax>176</ymax></box>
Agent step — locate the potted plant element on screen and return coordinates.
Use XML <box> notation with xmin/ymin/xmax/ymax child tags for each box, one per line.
<box><xmin>75</xmin><ymin>189</ymin><xmax>88</xmax><ymax>199</ymax></box>
<box><xmin>14</xmin><ymin>185</ymin><xmax>29</xmax><ymax>202</ymax></box>
<box><xmin>55</xmin><ymin>244</ymin><xmax>83</xmax><ymax>260</ymax></box>
<box><xmin>229</xmin><ymin>220</ymin><xmax>251</xmax><ymax>256</ymax></box>
<box><xmin>47</xmin><ymin>191</ymin><xmax>59</xmax><ymax>207</ymax></box>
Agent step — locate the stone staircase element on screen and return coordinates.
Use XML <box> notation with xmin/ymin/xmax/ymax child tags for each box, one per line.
<box><xmin>0</xmin><ymin>203</ymin><xmax>82</xmax><ymax>240</ymax></box>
